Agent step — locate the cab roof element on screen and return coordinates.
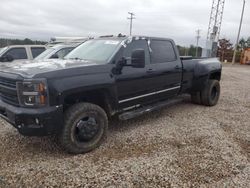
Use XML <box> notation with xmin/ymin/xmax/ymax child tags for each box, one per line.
<box><xmin>98</xmin><ymin>35</ymin><xmax>173</xmax><ymax>42</ymax></box>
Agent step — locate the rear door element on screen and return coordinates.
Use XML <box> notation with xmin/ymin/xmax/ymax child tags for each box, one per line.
<box><xmin>31</xmin><ymin>47</ymin><xmax>46</xmax><ymax>59</ymax></box>
<box><xmin>148</xmin><ymin>39</ymin><xmax>182</xmax><ymax>98</ymax></box>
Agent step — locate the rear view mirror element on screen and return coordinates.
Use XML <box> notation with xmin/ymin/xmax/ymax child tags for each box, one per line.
<box><xmin>131</xmin><ymin>49</ymin><xmax>145</xmax><ymax>68</ymax></box>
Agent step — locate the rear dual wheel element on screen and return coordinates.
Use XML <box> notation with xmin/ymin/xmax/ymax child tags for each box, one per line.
<box><xmin>191</xmin><ymin>79</ymin><xmax>220</xmax><ymax>106</ymax></box>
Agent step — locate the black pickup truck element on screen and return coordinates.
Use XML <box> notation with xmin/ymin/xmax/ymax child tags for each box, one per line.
<box><xmin>0</xmin><ymin>35</ymin><xmax>222</xmax><ymax>154</ymax></box>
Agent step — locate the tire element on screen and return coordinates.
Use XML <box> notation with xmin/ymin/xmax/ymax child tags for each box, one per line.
<box><xmin>59</xmin><ymin>102</ymin><xmax>108</xmax><ymax>154</ymax></box>
<box><xmin>201</xmin><ymin>79</ymin><xmax>220</xmax><ymax>106</ymax></box>
<box><xmin>191</xmin><ymin>91</ymin><xmax>202</xmax><ymax>104</ymax></box>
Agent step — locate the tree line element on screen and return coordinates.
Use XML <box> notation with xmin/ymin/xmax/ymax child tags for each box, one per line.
<box><xmin>217</xmin><ymin>37</ymin><xmax>250</xmax><ymax>62</ymax></box>
<box><xmin>1</xmin><ymin>38</ymin><xmax>203</xmax><ymax>57</ymax></box>
<box><xmin>238</xmin><ymin>37</ymin><xmax>250</xmax><ymax>51</ymax></box>
<box><xmin>0</xmin><ymin>38</ymin><xmax>47</xmax><ymax>48</ymax></box>
<box><xmin>1</xmin><ymin>37</ymin><xmax>249</xmax><ymax>63</ymax></box>
<box><xmin>177</xmin><ymin>37</ymin><xmax>250</xmax><ymax>62</ymax></box>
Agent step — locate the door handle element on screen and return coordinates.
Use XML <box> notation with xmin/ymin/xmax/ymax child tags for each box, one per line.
<box><xmin>175</xmin><ymin>65</ymin><xmax>181</xmax><ymax>70</ymax></box>
<box><xmin>147</xmin><ymin>69</ymin><xmax>155</xmax><ymax>74</ymax></box>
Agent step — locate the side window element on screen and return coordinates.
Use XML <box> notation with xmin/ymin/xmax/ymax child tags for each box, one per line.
<box><xmin>54</xmin><ymin>47</ymin><xmax>74</xmax><ymax>59</ymax></box>
<box><xmin>4</xmin><ymin>48</ymin><xmax>27</xmax><ymax>60</ymax></box>
<box><xmin>31</xmin><ymin>47</ymin><xmax>46</xmax><ymax>58</ymax></box>
<box><xmin>123</xmin><ymin>40</ymin><xmax>150</xmax><ymax>64</ymax></box>
<box><xmin>150</xmin><ymin>40</ymin><xmax>177</xmax><ymax>63</ymax></box>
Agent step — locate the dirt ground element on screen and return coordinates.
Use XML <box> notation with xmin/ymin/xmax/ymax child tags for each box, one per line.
<box><xmin>0</xmin><ymin>64</ymin><xmax>249</xmax><ymax>187</ymax></box>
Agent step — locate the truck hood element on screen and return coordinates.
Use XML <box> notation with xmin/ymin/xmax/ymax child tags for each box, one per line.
<box><xmin>0</xmin><ymin>59</ymin><xmax>102</xmax><ymax>78</ymax></box>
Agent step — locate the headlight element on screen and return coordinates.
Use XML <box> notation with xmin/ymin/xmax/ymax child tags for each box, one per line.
<box><xmin>17</xmin><ymin>79</ymin><xmax>49</xmax><ymax>107</ymax></box>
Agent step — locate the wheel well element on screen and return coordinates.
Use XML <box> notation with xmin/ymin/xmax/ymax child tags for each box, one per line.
<box><xmin>209</xmin><ymin>72</ymin><xmax>221</xmax><ymax>81</ymax></box>
<box><xmin>63</xmin><ymin>90</ymin><xmax>112</xmax><ymax>117</ymax></box>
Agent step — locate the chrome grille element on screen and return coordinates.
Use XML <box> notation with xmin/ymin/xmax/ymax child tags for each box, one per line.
<box><xmin>0</xmin><ymin>77</ymin><xmax>19</xmax><ymax>106</ymax></box>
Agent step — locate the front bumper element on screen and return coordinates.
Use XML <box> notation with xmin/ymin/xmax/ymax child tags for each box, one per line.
<box><xmin>0</xmin><ymin>100</ymin><xmax>63</xmax><ymax>136</ymax></box>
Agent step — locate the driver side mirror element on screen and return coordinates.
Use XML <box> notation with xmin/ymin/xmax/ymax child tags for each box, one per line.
<box><xmin>50</xmin><ymin>53</ymin><xmax>59</xmax><ymax>59</ymax></box>
<box><xmin>131</xmin><ymin>49</ymin><xmax>145</xmax><ymax>68</ymax></box>
<box><xmin>0</xmin><ymin>54</ymin><xmax>14</xmax><ymax>62</ymax></box>
<box><xmin>114</xmin><ymin>49</ymin><xmax>146</xmax><ymax>74</ymax></box>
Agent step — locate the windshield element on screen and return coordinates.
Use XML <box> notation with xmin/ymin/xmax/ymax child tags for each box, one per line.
<box><xmin>35</xmin><ymin>48</ymin><xmax>55</xmax><ymax>60</ymax></box>
<box><xmin>0</xmin><ymin>47</ymin><xmax>8</xmax><ymax>55</ymax></box>
<box><xmin>65</xmin><ymin>39</ymin><xmax>121</xmax><ymax>62</ymax></box>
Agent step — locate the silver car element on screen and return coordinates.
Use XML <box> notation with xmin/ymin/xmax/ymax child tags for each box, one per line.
<box><xmin>35</xmin><ymin>44</ymin><xmax>78</xmax><ymax>60</ymax></box>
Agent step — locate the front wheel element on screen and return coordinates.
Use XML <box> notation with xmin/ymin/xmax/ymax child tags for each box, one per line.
<box><xmin>59</xmin><ymin>103</ymin><xmax>108</xmax><ymax>154</ymax></box>
<box><xmin>201</xmin><ymin>79</ymin><xmax>220</xmax><ymax>106</ymax></box>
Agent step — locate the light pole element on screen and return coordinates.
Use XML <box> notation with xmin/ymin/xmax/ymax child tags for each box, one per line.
<box><xmin>127</xmin><ymin>12</ymin><xmax>135</xmax><ymax>36</ymax></box>
<box><xmin>232</xmin><ymin>0</ymin><xmax>246</xmax><ymax>64</ymax></box>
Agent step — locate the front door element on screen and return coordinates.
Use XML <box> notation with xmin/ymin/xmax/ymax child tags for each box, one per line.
<box><xmin>115</xmin><ymin>39</ymin><xmax>155</xmax><ymax>108</ymax></box>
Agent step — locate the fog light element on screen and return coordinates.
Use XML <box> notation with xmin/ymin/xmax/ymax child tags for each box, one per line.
<box><xmin>35</xmin><ymin>118</ymin><xmax>39</xmax><ymax>125</ymax></box>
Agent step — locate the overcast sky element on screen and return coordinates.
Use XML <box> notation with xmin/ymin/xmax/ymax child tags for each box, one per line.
<box><xmin>0</xmin><ymin>0</ymin><xmax>249</xmax><ymax>47</ymax></box>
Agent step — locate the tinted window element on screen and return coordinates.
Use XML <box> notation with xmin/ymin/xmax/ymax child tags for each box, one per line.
<box><xmin>150</xmin><ymin>40</ymin><xmax>176</xmax><ymax>63</ymax></box>
<box><xmin>54</xmin><ymin>47</ymin><xmax>74</xmax><ymax>59</ymax></box>
<box><xmin>123</xmin><ymin>40</ymin><xmax>150</xmax><ymax>65</ymax></box>
<box><xmin>31</xmin><ymin>47</ymin><xmax>46</xmax><ymax>58</ymax></box>
<box><xmin>4</xmin><ymin>48</ymin><xmax>27</xmax><ymax>59</ymax></box>
<box><xmin>35</xmin><ymin>48</ymin><xmax>55</xmax><ymax>60</ymax></box>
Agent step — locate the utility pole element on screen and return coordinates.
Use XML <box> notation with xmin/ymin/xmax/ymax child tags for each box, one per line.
<box><xmin>127</xmin><ymin>12</ymin><xmax>135</xmax><ymax>36</ymax></box>
<box><xmin>196</xmin><ymin>29</ymin><xmax>201</xmax><ymax>57</ymax></box>
<box><xmin>232</xmin><ymin>0</ymin><xmax>246</xmax><ymax>64</ymax></box>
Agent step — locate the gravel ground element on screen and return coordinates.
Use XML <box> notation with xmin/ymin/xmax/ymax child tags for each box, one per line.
<box><xmin>0</xmin><ymin>64</ymin><xmax>249</xmax><ymax>187</ymax></box>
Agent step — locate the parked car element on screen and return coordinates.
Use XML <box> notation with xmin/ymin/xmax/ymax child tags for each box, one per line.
<box><xmin>0</xmin><ymin>35</ymin><xmax>222</xmax><ymax>154</ymax></box>
<box><xmin>0</xmin><ymin>45</ymin><xmax>46</xmax><ymax>62</ymax></box>
<box><xmin>35</xmin><ymin>44</ymin><xmax>78</xmax><ymax>60</ymax></box>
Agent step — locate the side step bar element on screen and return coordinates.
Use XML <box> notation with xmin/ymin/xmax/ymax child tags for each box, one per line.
<box><xmin>119</xmin><ymin>98</ymin><xmax>184</xmax><ymax>121</ymax></box>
